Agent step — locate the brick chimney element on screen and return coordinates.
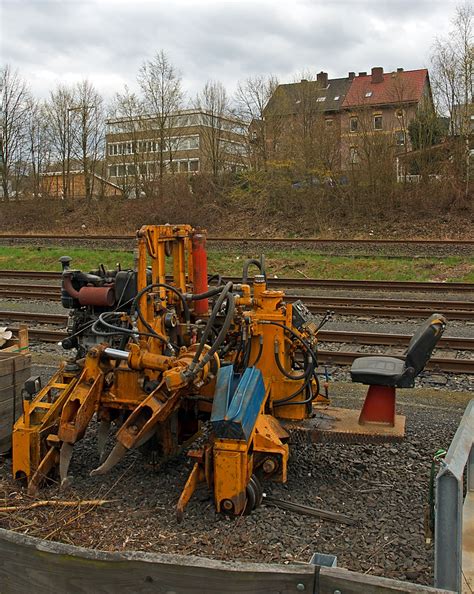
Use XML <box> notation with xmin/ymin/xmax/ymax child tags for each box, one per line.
<box><xmin>348</xmin><ymin>71</ymin><xmax>355</xmax><ymax>80</ymax></box>
<box><xmin>397</xmin><ymin>67</ymin><xmax>404</xmax><ymax>73</ymax></box>
<box><xmin>371</xmin><ymin>67</ymin><xmax>384</xmax><ymax>83</ymax></box>
<box><xmin>317</xmin><ymin>71</ymin><xmax>328</xmax><ymax>87</ymax></box>
<box><xmin>358</xmin><ymin>71</ymin><xmax>367</xmax><ymax>77</ymax></box>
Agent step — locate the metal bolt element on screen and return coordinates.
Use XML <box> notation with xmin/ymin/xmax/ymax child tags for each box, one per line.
<box><xmin>296</xmin><ymin>584</ymin><xmax>305</xmax><ymax>592</ymax></box>
<box><xmin>222</xmin><ymin>499</ymin><xmax>233</xmax><ymax>511</ymax></box>
<box><xmin>262</xmin><ymin>458</ymin><xmax>277</xmax><ymax>474</ymax></box>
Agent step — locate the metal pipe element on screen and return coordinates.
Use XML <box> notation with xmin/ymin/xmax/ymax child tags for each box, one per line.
<box><xmin>103</xmin><ymin>347</ymin><xmax>129</xmax><ymax>361</ymax></box>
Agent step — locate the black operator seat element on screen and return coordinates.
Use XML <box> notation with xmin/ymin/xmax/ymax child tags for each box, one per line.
<box><xmin>350</xmin><ymin>314</ymin><xmax>447</xmax><ymax>389</ymax></box>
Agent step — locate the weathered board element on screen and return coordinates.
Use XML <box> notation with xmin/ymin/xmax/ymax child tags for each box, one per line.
<box><xmin>0</xmin><ymin>528</ymin><xmax>453</xmax><ymax>594</ymax></box>
<box><xmin>0</xmin><ymin>352</ymin><xmax>31</xmax><ymax>454</ymax></box>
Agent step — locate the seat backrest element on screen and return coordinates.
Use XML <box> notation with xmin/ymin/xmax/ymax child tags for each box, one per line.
<box><xmin>405</xmin><ymin>314</ymin><xmax>447</xmax><ymax>376</ymax></box>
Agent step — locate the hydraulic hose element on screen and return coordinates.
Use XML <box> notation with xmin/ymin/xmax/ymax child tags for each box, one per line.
<box><xmin>274</xmin><ymin>343</ymin><xmax>309</xmax><ymax>381</ymax></box>
<box><xmin>92</xmin><ymin>311</ymin><xmax>170</xmax><ymax>344</ymax></box>
<box><xmin>188</xmin><ymin>285</ymin><xmax>226</xmax><ymax>301</ymax></box>
<box><xmin>262</xmin><ymin>320</ymin><xmax>320</xmax><ymax>407</ymax></box>
<box><xmin>185</xmin><ymin>281</ymin><xmax>234</xmax><ymax>379</ymax></box>
<box><xmin>242</xmin><ymin>255</ymin><xmax>266</xmax><ymax>284</ymax></box>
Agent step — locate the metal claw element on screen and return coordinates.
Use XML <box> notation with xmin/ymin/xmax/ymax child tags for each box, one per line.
<box><xmin>97</xmin><ymin>420</ymin><xmax>111</xmax><ymax>463</ymax></box>
<box><xmin>59</xmin><ymin>442</ymin><xmax>74</xmax><ymax>489</ymax></box>
<box><xmin>90</xmin><ymin>442</ymin><xmax>127</xmax><ymax>476</ymax></box>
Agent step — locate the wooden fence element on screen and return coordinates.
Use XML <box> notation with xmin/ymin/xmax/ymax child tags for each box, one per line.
<box><xmin>0</xmin><ymin>527</ymin><xmax>452</xmax><ymax>593</ymax></box>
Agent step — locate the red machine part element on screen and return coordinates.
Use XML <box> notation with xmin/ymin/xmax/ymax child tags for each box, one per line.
<box><xmin>63</xmin><ymin>276</ymin><xmax>115</xmax><ymax>307</ymax></box>
<box><xmin>192</xmin><ymin>231</ymin><xmax>209</xmax><ymax>315</ymax></box>
<box><xmin>358</xmin><ymin>385</ymin><xmax>396</xmax><ymax>427</ymax></box>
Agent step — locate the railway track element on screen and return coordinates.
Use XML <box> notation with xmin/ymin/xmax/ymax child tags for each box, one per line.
<box><xmin>1</xmin><ymin>282</ymin><xmax>472</xmax><ymax>320</ymax></box>
<box><xmin>6</xmin><ymin>327</ymin><xmax>473</xmax><ymax>374</ymax></box>
<box><xmin>0</xmin><ymin>234</ymin><xmax>473</xmax><ymax>245</ymax></box>
<box><xmin>0</xmin><ymin>270</ymin><xmax>473</xmax><ymax>293</ymax></box>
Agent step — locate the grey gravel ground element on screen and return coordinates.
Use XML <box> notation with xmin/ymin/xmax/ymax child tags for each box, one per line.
<box><xmin>0</xmin><ymin>282</ymin><xmax>472</xmax><ymax>586</ymax></box>
<box><xmin>0</xmin><ymin>373</ymin><xmax>471</xmax><ymax>587</ymax></box>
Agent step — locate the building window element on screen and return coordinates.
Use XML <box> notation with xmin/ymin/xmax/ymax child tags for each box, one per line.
<box><xmin>189</xmin><ymin>160</ymin><xmax>199</xmax><ymax>172</ymax></box>
<box><xmin>394</xmin><ymin>130</ymin><xmax>405</xmax><ymax>146</ymax></box>
<box><xmin>350</xmin><ymin>147</ymin><xmax>359</xmax><ymax>164</ymax></box>
<box><xmin>317</xmin><ymin>96</ymin><xmax>326</xmax><ymax>102</ymax></box>
<box><xmin>325</xmin><ymin>118</ymin><xmax>334</xmax><ymax>127</ymax></box>
<box><xmin>108</xmin><ymin>165</ymin><xmax>117</xmax><ymax>177</ymax></box>
<box><xmin>333</xmin><ymin>96</ymin><xmax>340</xmax><ymax>101</ymax></box>
<box><xmin>350</xmin><ymin>117</ymin><xmax>358</xmax><ymax>133</ymax></box>
<box><xmin>373</xmin><ymin>115</ymin><xmax>383</xmax><ymax>130</ymax></box>
<box><xmin>365</xmin><ymin>91</ymin><xmax>373</xmax><ymax>98</ymax></box>
<box><xmin>396</xmin><ymin>109</ymin><xmax>404</xmax><ymax>119</ymax></box>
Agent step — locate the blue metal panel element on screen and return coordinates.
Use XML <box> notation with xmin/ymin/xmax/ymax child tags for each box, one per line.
<box><xmin>211</xmin><ymin>366</ymin><xmax>266</xmax><ymax>442</ymax></box>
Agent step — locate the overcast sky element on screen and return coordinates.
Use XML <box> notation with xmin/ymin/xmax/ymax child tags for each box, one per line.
<box><xmin>0</xmin><ymin>0</ymin><xmax>461</xmax><ymax>103</ymax></box>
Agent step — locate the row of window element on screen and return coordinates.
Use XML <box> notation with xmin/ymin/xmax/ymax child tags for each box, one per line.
<box><xmin>349</xmin><ymin>111</ymin><xmax>405</xmax><ymax>133</ymax></box>
<box><xmin>219</xmin><ymin>139</ymin><xmax>248</xmax><ymax>156</ymax></box>
<box><xmin>107</xmin><ymin>113</ymin><xmax>247</xmax><ymax>136</ymax></box>
<box><xmin>109</xmin><ymin>159</ymin><xmax>199</xmax><ymax>177</ymax></box>
<box><xmin>108</xmin><ymin>135</ymin><xmax>200</xmax><ymax>156</ymax></box>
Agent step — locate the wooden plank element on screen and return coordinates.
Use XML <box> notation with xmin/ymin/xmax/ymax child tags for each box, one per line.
<box><xmin>0</xmin><ymin>528</ymin><xmax>316</xmax><ymax>594</ymax></box>
<box><xmin>0</xmin><ymin>353</ymin><xmax>30</xmax><ymax>454</ymax></box>
<box><xmin>0</xmin><ymin>369</ymin><xmax>30</xmax><ymax>394</ymax></box>
<box><xmin>0</xmin><ymin>352</ymin><xmax>31</xmax><ymax>375</ymax></box>
<box><xmin>319</xmin><ymin>566</ymin><xmax>453</xmax><ymax>593</ymax></box>
<box><xmin>0</xmin><ymin>528</ymin><xmax>453</xmax><ymax>594</ymax></box>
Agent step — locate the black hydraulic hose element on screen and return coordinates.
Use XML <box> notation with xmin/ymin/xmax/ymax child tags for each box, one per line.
<box><xmin>242</xmin><ymin>256</ymin><xmax>266</xmax><ymax>284</ymax></box>
<box><xmin>92</xmin><ymin>312</ymin><xmax>169</xmax><ymax>343</ymax></box>
<box><xmin>249</xmin><ymin>336</ymin><xmax>264</xmax><ymax>367</ymax></box>
<box><xmin>273</xmin><ymin>366</ymin><xmax>314</xmax><ymax>407</ymax></box>
<box><xmin>275</xmin><ymin>367</ymin><xmax>321</xmax><ymax>407</ymax></box>
<box><xmin>189</xmin><ymin>285</ymin><xmax>226</xmax><ymax>301</ymax></box>
<box><xmin>207</xmin><ymin>273</ymin><xmax>224</xmax><ymax>286</ymax></box>
<box><xmin>262</xmin><ymin>320</ymin><xmax>320</xmax><ymax>407</ymax></box>
<box><xmin>261</xmin><ymin>321</ymin><xmax>318</xmax><ymax>367</ymax></box>
<box><xmin>186</xmin><ymin>282</ymin><xmax>233</xmax><ymax>377</ymax></box>
<box><xmin>193</xmin><ymin>290</ymin><xmax>235</xmax><ymax>376</ymax></box>
<box><xmin>130</xmin><ymin>283</ymin><xmax>189</xmax><ymax>345</ymax></box>
<box><xmin>274</xmin><ymin>344</ymin><xmax>309</xmax><ymax>381</ymax></box>
<box><xmin>132</xmin><ymin>283</ymin><xmax>190</xmax><ymax>325</ymax></box>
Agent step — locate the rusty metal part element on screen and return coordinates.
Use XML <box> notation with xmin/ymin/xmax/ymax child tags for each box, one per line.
<box><xmin>263</xmin><ymin>495</ymin><xmax>356</xmax><ymax>525</ymax></box>
<box><xmin>283</xmin><ymin>406</ymin><xmax>406</xmax><ymax>445</ymax></box>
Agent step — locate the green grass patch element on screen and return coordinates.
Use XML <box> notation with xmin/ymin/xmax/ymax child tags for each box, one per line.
<box><xmin>0</xmin><ymin>246</ymin><xmax>472</xmax><ymax>283</ymax></box>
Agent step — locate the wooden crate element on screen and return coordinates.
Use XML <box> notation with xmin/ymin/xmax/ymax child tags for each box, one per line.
<box><xmin>0</xmin><ymin>351</ymin><xmax>31</xmax><ymax>454</ymax></box>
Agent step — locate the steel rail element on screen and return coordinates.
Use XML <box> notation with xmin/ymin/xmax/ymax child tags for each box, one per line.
<box><xmin>1</xmin><ymin>282</ymin><xmax>473</xmax><ymax>310</ymax></box>
<box><xmin>316</xmin><ymin>351</ymin><xmax>474</xmax><ymax>374</ymax></box>
<box><xmin>0</xmin><ymin>233</ymin><xmax>473</xmax><ymax>245</ymax></box>
<box><xmin>6</xmin><ymin>324</ymin><xmax>474</xmax><ymax>374</ymax></box>
<box><xmin>3</xmin><ymin>315</ymin><xmax>472</xmax><ymax>352</ymax></box>
<box><xmin>1</xmin><ymin>288</ymin><xmax>472</xmax><ymax>319</ymax></box>
<box><xmin>1</xmin><ymin>271</ymin><xmax>473</xmax><ymax>294</ymax></box>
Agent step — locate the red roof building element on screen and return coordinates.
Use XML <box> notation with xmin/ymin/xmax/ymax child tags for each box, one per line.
<box><xmin>342</xmin><ymin>68</ymin><xmax>430</xmax><ymax>108</ymax></box>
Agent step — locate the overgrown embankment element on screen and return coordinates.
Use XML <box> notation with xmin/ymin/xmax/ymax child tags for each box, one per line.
<box><xmin>1</xmin><ymin>172</ymin><xmax>472</xmax><ymax>239</ymax></box>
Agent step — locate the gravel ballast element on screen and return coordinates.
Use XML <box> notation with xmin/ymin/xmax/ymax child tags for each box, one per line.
<box><xmin>0</xmin><ymin>372</ymin><xmax>471</xmax><ymax>587</ymax></box>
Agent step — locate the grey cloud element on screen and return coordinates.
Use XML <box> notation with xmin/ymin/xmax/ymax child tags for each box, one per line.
<box><xmin>1</xmin><ymin>0</ymin><xmax>455</xmax><ymax>101</ymax></box>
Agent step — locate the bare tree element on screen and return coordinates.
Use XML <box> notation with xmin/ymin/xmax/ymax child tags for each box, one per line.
<box><xmin>195</xmin><ymin>80</ymin><xmax>230</xmax><ymax>177</ymax></box>
<box><xmin>235</xmin><ymin>74</ymin><xmax>279</xmax><ymax>169</ymax></box>
<box><xmin>431</xmin><ymin>3</ymin><xmax>473</xmax><ymax>195</ymax></box>
<box><xmin>44</xmin><ymin>84</ymin><xmax>77</xmax><ymax>201</ymax></box>
<box><xmin>0</xmin><ymin>65</ymin><xmax>30</xmax><ymax>201</ymax></box>
<box><xmin>431</xmin><ymin>3</ymin><xmax>473</xmax><ymax>132</ymax></box>
<box><xmin>25</xmin><ymin>97</ymin><xmax>51</xmax><ymax>198</ymax></box>
<box><xmin>109</xmin><ymin>87</ymin><xmax>148</xmax><ymax>198</ymax></box>
<box><xmin>73</xmin><ymin>80</ymin><xmax>104</xmax><ymax>201</ymax></box>
<box><xmin>138</xmin><ymin>50</ymin><xmax>184</xmax><ymax>182</ymax></box>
